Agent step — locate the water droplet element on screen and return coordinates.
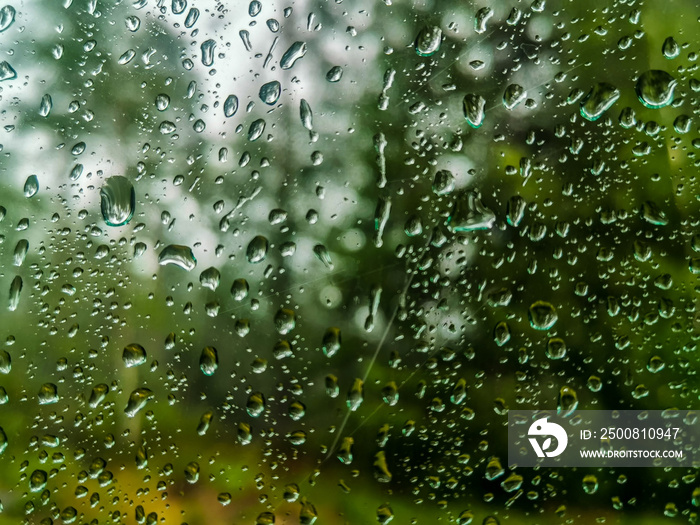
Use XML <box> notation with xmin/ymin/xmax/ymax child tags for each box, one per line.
<box><xmin>662</xmin><ymin>36</ymin><xmax>680</xmax><ymax>59</ymax></box>
<box><xmin>557</xmin><ymin>386</ymin><xmax>578</xmax><ymax>416</ymax></box>
<box><xmin>23</xmin><ymin>175</ymin><xmax>39</xmax><ymax>198</ymax></box>
<box><xmin>322</xmin><ymin>327</ymin><xmax>341</xmax><ymax>357</ymax></box>
<box><xmin>185</xmin><ymin>7</ymin><xmax>199</xmax><ymax>29</ymax></box>
<box><xmin>38</xmin><ymin>383</ymin><xmax>58</xmax><ymax>404</ymax></box>
<box><xmin>274</xmin><ymin>308</ymin><xmax>296</xmax><ymax>335</ymax></box>
<box><xmin>414</xmin><ymin>25</ymin><xmax>442</xmax><ymax>56</ymax></box>
<box><xmin>88</xmin><ymin>383</ymin><xmax>109</xmax><ymax>408</ymax></box>
<box><xmin>0</xmin><ymin>5</ymin><xmax>15</xmax><ymax>32</ymax></box>
<box><xmin>447</xmin><ymin>191</ymin><xmax>495</xmax><ymax>232</ymax></box>
<box><xmin>246</xmin><ymin>235</ymin><xmax>269</xmax><ymax>263</ymax></box>
<box><xmin>579</xmin><ymin>82</ymin><xmax>620</xmax><ymax>121</ymax></box>
<box><xmin>122</xmin><ymin>344</ymin><xmax>147</xmax><ymax>368</ymax></box>
<box><xmin>256</xmin><ymin>512</ymin><xmax>275</xmax><ymax>525</ymax></box>
<box><xmin>223</xmin><ymin>94</ymin><xmax>238</xmax><ymax>117</ymax></box>
<box><xmin>246</xmin><ymin>392</ymin><xmax>266</xmax><ymax>417</ymax></box>
<box><xmin>100</xmin><ymin>176</ymin><xmax>135</xmax><ymax>226</ymax></box>
<box><xmin>373</xmin><ymin>451</ymin><xmax>392</xmax><ymax>482</ymax></box>
<box><xmin>248</xmin><ymin>118</ymin><xmax>266</xmax><ymax>141</ymax></box>
<box><xmin>155</xmin><ymin>93</ymin><xmax>170</xmax><ymax>111</ymax></box>
<box><xmin>528</xmin><ymin>301</ymin><xmax>558</xmax><ymax>330</ymax></box>
<box><xmin>462</xmin><ymin>93</ymin><xmax>486</xmax><ymax>128</ymax></box>
<box><xmin>0</xmin><ymin>60</ymin><xmax>17</xmax><ymax>82</ymax></box>
<box><xmin>125</xmin><ymin>15</ymin><xmax>140</xmax><ymax>32</ymax></box>
<box><xmin>299</xmin><ymin>499</ymin><xmax>318</xmax><ymax>524</ymax></box>
<box><xmin>172</xmin><ymin>0</ymin><xmax>187</xmax><ymax>15</ymax></box>
<box><xmin>347</xmin><ymin>378</ymin><xmax>364</xmax><ymax>411</ymax></box>
<box><xmin>159</xmin><ymin>120</ymin><xmax>176</xmax><ymax>134</ymax></box>
<box><xmin>280</xmin><ymin>41</ymin><xmax>307</xmax><ymax>69</ymax></box>
<box><xmin>432</xmin><ymin>170</ymin><xmax>455</xmax><ymax>195</ymax></box>
<box><xmin>201</xmin><ymin>39</ymin><xmax>216</xmax><ymax>66</ymax></box>
<box><xmin>158</xmin><ymin>245</ymin><xmax>197</xmax><ymax>271</ymax></box>
<box><xmin>259</xmin><ymin>80</ymin><xmax>281</xmax><ymax>105</ymax></box>
<box><xmin>199</xmin><ymin>267</ymin><xmax>220</xmax><ymax>291</ymax></box>
<box><xmin>635</xmin><ymin>70</ymin><xmax>677</xmax><ymax>109</ymax></box>
<box><xmin>39</xmin><ymin>94</ymin><xmax>52</xmax><ymax>117</ymax></box>
<box><xmin>200</xmin><ymin>346</ymin><xmax>218</xmax><ymax>375</ymax></box>
<box><xmin>474</xmin><ymin>7</ymin><xmax>493</xmax><ymax>34</ymax></box>
<box><xmin>8</xmin><ymin>275</ymin><xmax>22</xmax><ymax>311</ymax></box>
<box><xmin>124</xmin><ymin>388</ymin><xmax>154</xmax><ymax>417</ymax></box>
<box><xmin>313</xmin><ymin>244</ymin><xmax>334</xmax><ymax>270</ymax></box>
<box><xmin>582</xmin><ymin>474</ymin><xmax>599</xmax><ymax>494</ymax></box>
<box><xmin>641</xmin><ymin>201</ymin><xmax>668</xmax><ymax>225</ymax></box>
<box><xmin>29</xmin><ymin>470</ymin><xmax>48</xmax><ymax>492</ymax></box>
<box><xmin>249</xmin><ymin>0</ymin><xmax>262</xmax><ymax>16</ymax></box>
<box><xmin>326</xmin><ymin>65</ymin><xmax>343</xmax><ymax>82</ymax></box>
<box><xmin>546</xmin><ymin>337</ymin><xmax>566</xmax><ymax>359</ymax></box>
<box><xmin>184</xmin><ymin>461</ymin><xmax>200</xmax><ymax>484</ymax></box>
<box><xmin>503</xmin><ymin>84</ymin><xmax>526</xmax><ymax>110</ymax></box>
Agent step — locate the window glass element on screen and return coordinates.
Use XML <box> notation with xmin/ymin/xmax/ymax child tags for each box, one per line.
<box><xmin>0</xmin><ymin>0</ymin><xmax>697</xmax><ymax>523</ymax></box>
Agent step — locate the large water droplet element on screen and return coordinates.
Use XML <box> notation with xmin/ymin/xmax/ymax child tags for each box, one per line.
<box><xmin>38</xmin><ymin>383</ymin><xmax>59</xmax><ymax>404</ymax></box>
<box><xmin>662</xmin><ymin>36</ymin><xmax>680</xmax><ymax>59</ymax></box>
<box><xmin>39</xmin><ymin>94</ymin><xmax>52</xmax><ymax>117</ymax></box>
<box><xmin>125</xmin><ymin>388</ymin><xmax>154</xmax><ymax>417</ymax></box>
<box><xmin>201</xmin><ymin>39</ymin><xmax>216</xmax><ymax>66</ymax></box>
<box><xmin>0</xmin><ymin>60</ymin><xmax>17</xmax><ymax>82</ymax></box>
<box><xmin>503</xmin><ymin>84</ymin><xmax>526</xmax><ymax>110</ymax></box>
<box><xmin>172</xmin><ymin>0</ymin><xmax>187</xmax><ymax>14</ymax></box>
<box><xmin>248</xmin><ymin>118</ymin><xmax>266</xmax><ymax>141</ymax></box>
<box><xmin>280</xmin><ymin>41</ymin><xmax>307</xmax><ymax>69</ymax></box>
<box><xmin>100</xmin><ymin>176</ymin><xmax>135</xmax><ymax>226</ymax></box>
<box><xmin>474</xmin><ymin>7</ymin><xmax>493</xmax><ymax>34</ymax></box>
<box><xmin>635</xmin><ymin>70</ymin><xmax>676</xmax><ymax>109</ymax></box>
<box><xmin>0</xmin><ymin>5</ymin><xmax>15</xmax><ymax>33</ymax></box>
<box><xmin>246</xmin><ymin>235</ymin><xmax>269</xmax><ymax>263</ymax></box>
<box><xmin>528</xmin><ymin>301</ymin><xmax>558</xmax><ymax>330</ymax></box>
<box><xmin>8</xmin><ymin>275</ymin><xmax>22</xmax><ymax>311</ymax></box>
<box><xmin>579</xmin><ymin>82</ymin><xmax>620</xmax><ymax>121</ymax></box>
<box><xmin>220</xmin><ymin>96</ymin><xmax>238</xmax><ymax>120</ymax></box>
<box><xmin>447</xmin><ymin>191</ymin><xmax>495</xmax><ymax>232</ymax></box>
<box><xmin>23</xmin><ymin>175</ymin><xmax>39</xmax><ymax>198</ymax></box>
<box><xmin>200</xmin><ymin>346</ymin><xmax>218</xmax><ymax>376</ymax></box>
<box><xmin>158</xmin><ymin>245</ymin><xmax>197</xmax><ymax>271</ymax></box>
<box><xmin>259</xmin><ymin>81</ymin><xmax>281</xmax><ymax>105</ymax></box>
<box><xmin>122</xmin><ymin>343</ymin><xmax>147</xmax><ymax>367</ymax></box>
<box><xmin>462</xmin><ymin>93</ymin><xmax>486</xmax><ymax>128</ymax></box>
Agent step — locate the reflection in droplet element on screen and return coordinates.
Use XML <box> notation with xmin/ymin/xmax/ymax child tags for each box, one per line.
<box><xmin>100</xmin><ymin>176</ymin><xmax>135</xmax><ymax>226</ymax></box>
<box><xmin>259</xmin><ymin>81</ymin><xmax>281</xmax><ymax>105</ymax></box>
<box><xmin>580</xmin><ymin>82</ymin><xmax>620</xmax><ymax>121</ymax></box>
<box><xmin>246</xmin><ymin>235</ymin><xmax>269</xmax><ymax>263</ymax></box>
<box><xmin>158</xmin><ymin>245</ymin><xmax>197</xmax><ymax>271</ymax></box>
<box><xmin>462</xmin><ymin>93</ymin><xmax>486</xmax><ymax>128</ymax></box>
<box><xmin>635</xmin><ymin>70</ymin><xmax>676</xmax><ymax>109</ymax></box>
<box><xmin>280</xmin><ymin>41</ymin><xmax>307</xmax><ymax>69</ymax></box>
<box><xmin>24</xmin><ymin>175</ymin><xmax>39</xmax><ymax>198</ymax></box>
<box><xmin>414</xmin><ymin>25</ymin><xmax>442</xmax><ymax>57</ymax></box>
